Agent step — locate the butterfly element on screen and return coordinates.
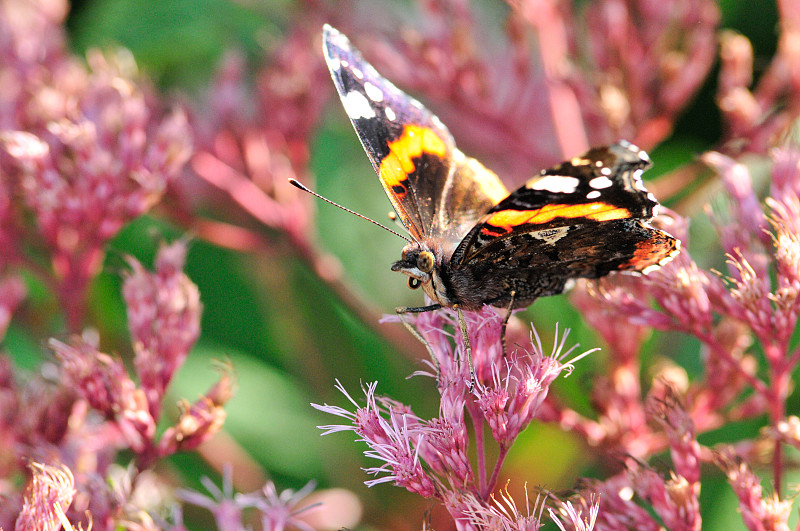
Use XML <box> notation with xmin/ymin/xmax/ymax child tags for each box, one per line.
<box><xmin>317</xmin><ymin>24</ymin><xmax>679</xmax><ymax>337</ymax></box>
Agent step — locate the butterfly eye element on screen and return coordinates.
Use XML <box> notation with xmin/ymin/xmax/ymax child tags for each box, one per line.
<box><xmin>408</xmin><ymin>277</ymin><xmax>421</xmax><ymax>290</ymax></box>
<box><xmin>417</xmin><ymin>251</ymin><xmax>434</xmax><ymax>273</ymax></box>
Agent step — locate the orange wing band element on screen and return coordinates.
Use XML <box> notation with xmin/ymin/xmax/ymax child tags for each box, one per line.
<box><xmin>482</xmin><ymin>203</ymin><xmax>632</xmax><ymax>235</ymax></box>
<box><xmin>379</xmin><ymin>125</ymin><xmax>448</xmax><ymax>198</ymax></box>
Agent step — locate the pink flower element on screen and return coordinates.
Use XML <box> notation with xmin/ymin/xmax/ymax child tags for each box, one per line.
<box><xmin>0</xmin><ymin>274</ymin><xmax>25</xmax><ymax>340</ymax></box>
<box><xmin>716</xmin><ymin>450</ymin><xmax>792</xmax><ymax>531</ymax></box>
<box><xmin>474</xmin><ymin>324</ymin><xmax>593</xmax><ymax>446</ymax></box>
<box><xmin>52</xmin><ymin>333</ymin><xmax>154</xmax><ymax>453</ymax></box>
<box><xmin>15</xmin><ymin>462</ymin><xmax>76</xmax><ymax>531</ymax></box>
<box><xmin>549</xmin><ymin>498</ymin><xmax>598</xmax><ymax>531</ymax></box>
<box><xmin>317</xmin><ymin>310</ymin><xmax>594</xmax><ymax>522</ymax></box>
<box><xmin>249</xmin><ymin>481</ymin><xmax>318</xmax><ymax>531</ymax></box>
<box><xmin>181</xmin><ymin>465</ymin><xmax>320</xmax><ymax>531</ymax></box>
<box><xmin>460</xmin><ymin>485</ymin><xmax>545</xmax><ymax>531</ymax></box>
<box><xmin>419</xmin><ymin>384</ymin><xmax>472</xmax><ymax>486</ymax></box>
<box><xmin>178</xmin><ymin>465</ymin><xmax>245</xmax><ymax>531</ymax></box>
<box><xmin>314</xmin><ymin>380</ymin><xmax>437</xmax><ymax>498</ymax></box>
<box><xmin>123</xmin><ymin>240</ymin><xmax>202</xmax><ymax>420</ymax></box>
<box><xmin>0</xmin><ymin>52</ymin><xmax>192</xmax><ymax>331</ymax></box>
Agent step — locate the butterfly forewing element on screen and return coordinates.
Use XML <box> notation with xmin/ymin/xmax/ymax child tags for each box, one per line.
<box><xmin>322</xmin><ymin>25</ymin><xmax>507</xmax><ymax>245</ymax></box>
<box><xmin>323</xmin><ymin>25</ymin><xmax>454</xmax><ymax>240</ymax></box>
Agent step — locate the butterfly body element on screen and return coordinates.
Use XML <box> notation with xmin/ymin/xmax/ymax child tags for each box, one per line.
<box><xmin>322</xmin><ymin>25</ymin><xmax>679</xmax><ymax>314</ymax></box>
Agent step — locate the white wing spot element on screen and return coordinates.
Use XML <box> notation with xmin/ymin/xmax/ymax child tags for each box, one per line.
<box><xmin>352</xmin><ymin>67</ymin><xmax>364</xmax><ymax>79</ymax></box>
<box><xmin>327</xmin><ymin>56</ymin><xmax>341</xmax><ymax>71</ymax></box>
<box><xmin>363</xmin><ymin>81</ymin><xmax>384</xmax><ymax>102</ymax></box>
<box><xmin>385</xmin><ymin>107</ymin><xmax>396</xmax><ymax>121</ymax></box>
<box><xmin>530</xmin><ymin>175</ymin><xmax>580</xmax><ymax>194</ymax></box>
<box><xmin>587</xmin><ymin>190</ymin><xmax>601</xmax><ymax>199</ymax></box>
<box><xmin>600</xmin><ymin>166</ymin><xmax>612</xmax><ymax>176</ymax></box>
<box><xmin>341</xmin><ymin>59</ymin><xmax>350</xmax><ymax>68</ymax></box>
<box><xmin>633</xmin><ymin>170</ymin><xmax>647</xmax><ymax>190</ymax></box>
<box><xmin>641</xmin><ymin>263</ymin><xmax>661</xmax><ymax>275</ymax></box>
<box><xmin>589</xmin><ymin>176</ymin><xmax>613</xmax><ymax>189</ymax></box>
<box><xmin>532</xmin><ymin>226</ymin><xmax>570</xmax><ymax>245</ymax></box>
<box><xmin>342</xmin><ymin>91</ymin><xmax>376</xmax><ymax>119</ymax></box>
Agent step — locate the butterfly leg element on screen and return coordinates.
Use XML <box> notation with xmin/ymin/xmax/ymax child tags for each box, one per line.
<box><xmin>501</xmin><ymin>290</ymin><xmax>516</xmax><ymax>357</ymax></box>
<box><xmin>453</xmin><ymin>304</ymin><xmax>475</xmax><ymax>389</ymax></box>
<box><xmin>396</xmin><ymin>304</ymin><xmax>443</xmax><ymax>383</ymax></box>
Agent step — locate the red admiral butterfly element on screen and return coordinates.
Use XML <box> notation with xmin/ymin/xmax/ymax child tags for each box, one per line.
<box><xmin>296</xmin><ymin>26</ymin><xmax>679</xmax><ymax>357</ymax></box>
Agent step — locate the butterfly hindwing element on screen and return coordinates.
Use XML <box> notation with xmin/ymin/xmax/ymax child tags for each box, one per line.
<box><xmin>448</xmin><ymin>219</ymin><xmax>678</xmax><ymax>309</ymax></box>
<box><xmin>444</xmin><ymin>141</ymin><xmax>679</xmax><ymax>308</ymax></box>
<box><xmin>453</xmin><ymin>141</ymin><xmax>668</xmax><ymax>265</ymax></box>
<box><xmin>431</xmin><ymin>155</ymin><xmax>508</xmax><ymax>243</ymax></box>
<box><xmin>322</xmin><ymin>25</ymin><xmax>507</xmax><ymax>244</ymax></box>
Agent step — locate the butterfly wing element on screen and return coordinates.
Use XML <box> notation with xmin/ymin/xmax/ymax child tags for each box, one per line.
<box><xmin>449</xmin><ymin>141</ymin><xmax>679</xmax><ymax>307</ymax></box>
<box><xmin>323</xmin><ymin>25</ymin><xmax>507</xmax><ymax>243</ymax></box>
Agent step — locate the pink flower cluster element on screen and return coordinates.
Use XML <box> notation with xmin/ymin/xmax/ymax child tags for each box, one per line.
<box><xmin>555</xmin><ymin>144</ymin><xmax>800</xmax><ymax>529</ymax></box>
<box><xmin>0</xmin><ymin>0</ymin><xmax>192</xmax><ymax>331</ymax></box>
<box><xmin>4</xmin><ymin>242</ymin><xmax>231</xmax><ymax>529</ymax></box>
<box><xmin>179</xmin><ymin>465</ymin><xmax>321</xmax><ymax>531</ymax></box>
<box><xmin>2</xmin><ymin>0</ymin><xmax>800</xmax><ymax>528</ymax></box>
<box><xmin>0</xmin><ymin>1</ymin><xmax>233</xmax><ymax>527</ymax></box>
<box><xmin>315</xmin><ymin>307</ymin><xmax>598</xmax><ymax>529</ymax></box>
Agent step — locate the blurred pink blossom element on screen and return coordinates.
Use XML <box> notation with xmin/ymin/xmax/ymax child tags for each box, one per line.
<box><xmin>14</xmin><ymin>461</ymin><xmax>77</xmax><ymax>531</ymax></box>
<box><xmin>0</xmin><ymin>52</ymin><xmax>192</xmax><ymax>331</ymax></box>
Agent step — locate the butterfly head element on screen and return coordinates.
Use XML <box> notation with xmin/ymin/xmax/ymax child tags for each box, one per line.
<box><xmin>391</xmin><ymin>241</ymin><xmax>451</xmax><ymax>302</ymax></box>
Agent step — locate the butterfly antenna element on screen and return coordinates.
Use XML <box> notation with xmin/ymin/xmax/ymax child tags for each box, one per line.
<box><xmin>289</xmin><ymin>179</ymin><xmax>411</xmax><ymax>242</ymax></box>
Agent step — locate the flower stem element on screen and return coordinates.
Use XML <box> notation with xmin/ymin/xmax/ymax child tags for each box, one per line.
<box><xmin>767</xmin><ymin>343</ymin><xmax>789</xmax><ymax>498</ymax></box>
<box><xmin>467</xmin><ymin>400</ymin><xmax>487</xmax><ymax>496</ymax></box>
<box><xmin>702</xmin><ymin>331</ymin><xmax>769</xmax><ymax>397</ymax></box>
<box><xmin>483</xmin><ymin>444</ymin><xmax>509</xmax><ymax>499</ymax></box>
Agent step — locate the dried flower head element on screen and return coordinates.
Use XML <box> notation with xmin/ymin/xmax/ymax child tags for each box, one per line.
<box><xmin>158</xmin><ymin>369</ymin><xmax>234</xmax><ymax>455</ymax></box>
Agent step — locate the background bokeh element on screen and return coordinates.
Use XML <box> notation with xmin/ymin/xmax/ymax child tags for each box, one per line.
<box><xmin>4</xmin><ymin>0</ymin><xmax>798</xmax><ymax>529</ymax></box>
